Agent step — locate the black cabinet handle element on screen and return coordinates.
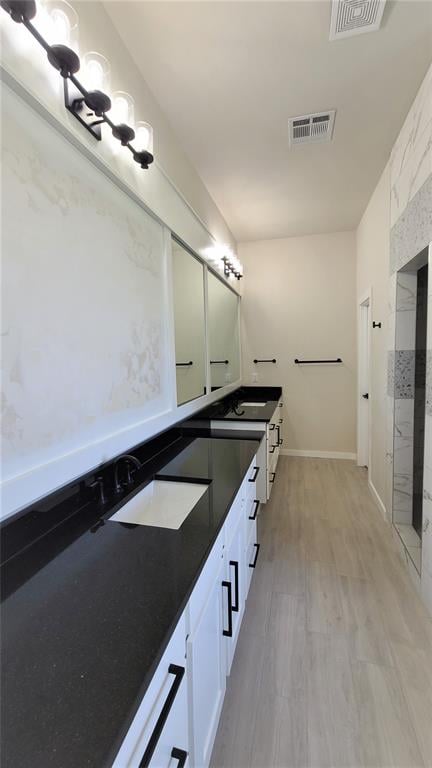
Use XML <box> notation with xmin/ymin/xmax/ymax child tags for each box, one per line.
<box><xmin>269</xmin><ymin>423</ymin><xmax>275</xmax><ymax>431</ymax></box>
<box><xmin>230</xmin><ymin>560</ymin><xmax>239</xmax><ymax>612</ymax></box>
<box><xmin>249</xmin><ymin>466</ymin><xmax>259</xmax><ymax>482</ymax></box>
<box><xmin>270</xmin><ymin>472</ymin><xmax>276</xmax><ymax>483</ymax></box>
<box><xmin>249</xmin><ymin>543</ymin><xmax>260</xmax><ymax>569</ymax></box>
<box><xmin>139</xmin><ymin>664</ymin><xmax>185</xmax><ymax>767</ymax></box>
<box><xmin>276</xmin><ymin>425</ymin><xmax>280</xmax><ymax>446</ymax></box>
<box><xmin>279</xmin><ymin>418</ymin><xmax>283</xmax><ymax>424</ymax></box>
<box><xmin>279</xmin><ymin>438</ymin><xmax>284</xmax><ymax>446</ymax></box>
<box><xmin>171</xmin><ymin>748</ymin><xmax>188</xmax><ymax>767</ymax></box>
<box><xmin>249</xmin><ymin>500</ymin><xmax>259</xmax><ymax>520</ymax></box>
<box><xmin>176</xmin><ymin>361</ymin><xmax>193</xmax><ymax>367</ymax></box>
<box><xmin>210</xmin><ymin>359</ymin><xmax>229</xmax><ymax>364</ymax></box>
<box><xmin>279</xmin><ymin>403</ymin><xmax>283</xmax><ymax>407</ymax></box>
<box><xmin>269</xmin><ymin>445</ymin><xmax>275</xmax><ymax>453</ymax></box>
<box><xmin>222</xmin><ymin>580</ymin><xmax>233</xmax><ymax>637</ymax></box>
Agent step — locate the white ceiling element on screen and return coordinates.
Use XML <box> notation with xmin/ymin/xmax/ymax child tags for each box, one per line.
<box><xmin>105</xmin><ymin>1</ymin><xmax>432</xmax><ymax>243</ymax></box>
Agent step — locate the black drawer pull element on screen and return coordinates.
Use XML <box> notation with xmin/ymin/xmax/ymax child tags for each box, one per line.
<box><xmin>279</xmin><ymin>438</ymin><xmax>284</xmax><ymax>446</ymax></box>
<box><xmin>171</xmin><ymin>748</ymin><xmax>188</xmax><ymax>767</ymax></box>
<box><xmin>279</xmin><ymin>403</ymin><xmax>283</xmax><ymax>407</ymax></box>
<box><xmin>276</xmin><ymin>425</ymin><xmax>280</xmax><ymax>446</ymax></box>
<box><xmin>230</xmin><ymin>560</ymin><xmax>239</xmax><ymax>612</ymax></box>
<box><xmin>176</xmin><ymin>361</ymin><xmax>193</xmax><ymax>367</ymax></box>
<box><xmin>269</xmin><ymin>423</ymin><xmax>275</xmax><ymax>431</ymax></box>
<box><xmin>269</xmin><ymin>445</ymin><xmax>275</xmax><ymax>453</ymax></box>
<box><xmin>249</xmin><ymin>466</ymin><xmax>259</xmax><ymax>482</ymax></box>
<box><xmin>279</xmin><ymin>418</ymin><xmax>283</xmax><ymax>424</ymax></box>
<box><xmin>270</xmin><ymin>472</ymin><xmax>276</xmax><ymax>483</ymax></box>
<box><xmin>249</xmin><ymin>500</ymin><xmax>259</xmax><ymax>520</ymax></box>
<box><xmin>139</xmin><ymin>664</ymin><xmax>185</xmax><ymax>767</ymax></box>
<box><xmin>222</xmin><ymin>580</ymin><xmax>233</xmax><ymax>637</ymax></box>
<box><xmin>249</xmin><ymin>543</ymin><xmax>260</xmax><ymax>569</ymax></box>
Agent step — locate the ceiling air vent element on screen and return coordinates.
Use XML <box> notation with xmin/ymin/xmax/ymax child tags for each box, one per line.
<box><xmin>288</xmin><ymin>111</ymin><xmax>336</xmax><ymax>146</ymax></box>
<box><xmin>329</xmin><ymin>0</ymin><xmax>386</xmax><ymax>40</ymax></box>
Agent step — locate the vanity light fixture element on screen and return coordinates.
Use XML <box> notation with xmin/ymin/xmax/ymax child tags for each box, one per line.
<box><xmin>1</xmin><ymin>0</ymin><xmax>154</xmax><ymax>168</ymax></box>
<box><xmin>222</xmin><ymin>254</ymin><xmax>243</xmax><ymax>280</ymax></box>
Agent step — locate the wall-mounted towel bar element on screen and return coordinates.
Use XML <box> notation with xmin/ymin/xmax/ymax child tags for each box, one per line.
<box><xmin>210</xmin><ymin>359</ymin><xmax>229</xmax><ymax>364</ymax></box>
<box><xmin>176</xmin><ymin>361</ymin><xmax>193</xmax><ymax>367</ymax></box>
<box><xmin>253</xmin><ymin>358</ymin><xmax>277</xmax><ymax>364</ymax></box>
<box><xmin>294</xmin><ymin>358</ymin><xmax>342</xmax><ymax>364</ymax></box>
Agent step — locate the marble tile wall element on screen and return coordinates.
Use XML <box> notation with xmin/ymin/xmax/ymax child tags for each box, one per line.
<box><xmin>422</xmin><ymin>283</ymin><xmax>432</xmax><ymax>612</ymax></box>
<box><xmin>388</xmin><ymin>64</ymin><xmax>432</xmax><ymax>612</ymax></box>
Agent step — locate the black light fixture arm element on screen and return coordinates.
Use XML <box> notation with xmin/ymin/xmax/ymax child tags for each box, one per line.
<box><xmin>1</xmin><ymin>0</ymin><xmax>154</xmax><ymax>168</ymax></box>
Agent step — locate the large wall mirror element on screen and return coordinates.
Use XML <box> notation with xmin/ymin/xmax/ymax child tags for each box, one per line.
<box><xmin>172</xmin><ymin>240</ymin><xmax>206</xmax><ymax>405</ymax></box>
<box><xmin>208</xmin><ymin>271</ymin><xmax>240</xmax><ymax>391</ymax></box>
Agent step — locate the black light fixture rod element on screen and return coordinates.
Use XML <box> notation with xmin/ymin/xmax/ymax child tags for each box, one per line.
<box><xmin>294</xmin><ymin>358</ymin><xmax>342</xmax><ymax>364</ymax></box>
<box><xmin>22</xmin><ymin>16</ymin><xmax>51</xmax><ymax>53</ymax></box>
<box><xmin>253</xmin><ymin>358</ymin><xmax>276</xmax><ymax>364</ymax></box>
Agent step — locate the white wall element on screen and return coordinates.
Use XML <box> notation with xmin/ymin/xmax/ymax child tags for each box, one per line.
<box><xmin>356</xmin><ymin>163</ymin><xmax>390</xmax><ymax>511</ymax></box>
<box><xmin>240</xmin><ymin>231</ymin><xmax>357</xmax><ymax>457</ymax></box>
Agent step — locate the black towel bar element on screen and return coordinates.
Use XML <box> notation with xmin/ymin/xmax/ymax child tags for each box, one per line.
<box><xmin>253</xmin><ymin>358</ymin><xmax>277</xmax><ymax>364</ymax></box>
<box><xmin>294</xmin><ymin>358</ymin><xmax>342</xmax><ymax>364</ymax></box>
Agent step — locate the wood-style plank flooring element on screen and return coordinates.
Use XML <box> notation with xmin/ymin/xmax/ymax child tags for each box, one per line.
<box><xmin>210</xmin><ymin>457</ymin><xmax>432</xmax><ymax>768</ymax></box>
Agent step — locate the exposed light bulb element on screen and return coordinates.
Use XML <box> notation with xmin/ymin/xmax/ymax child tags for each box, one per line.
<box><xmin>51</xmin><ymin>8</ymin><xmax>69</xmax><ymax>43</ymax></box>
<box><xmin>112</xmin><ymin>91</ymin><xmax>134</xmax><ymax>125</ymax></box>
<box><xmin>136</xmin><ymin>121</ymin><xmax>153</xmax><ymax>154</ymax></box>
<box><xmin>82</xmin><ymin>52</ymin><xmax>110</xmax><ymax>93</ymax></box>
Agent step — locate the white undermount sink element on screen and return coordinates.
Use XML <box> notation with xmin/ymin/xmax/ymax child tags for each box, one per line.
<box><xmin>239</xmin><ymin>401</ymin><xmax>267</xmax><ymax>407</ymax></box>
<box><xmin>109</xmin><ymin>480</ymin><xmax>208</xmax><ymax>530</ymax></box>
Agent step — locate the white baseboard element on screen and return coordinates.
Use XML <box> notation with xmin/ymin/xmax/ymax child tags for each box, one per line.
<box><xmin>280</xmin><ymin>448</ymin><xmax>357</xmax><ymax>461</ymax></box>
<box><xmin>368</xmin><ymin>478</ymin><xmax>387</xmax><ymax>520</ymax></box>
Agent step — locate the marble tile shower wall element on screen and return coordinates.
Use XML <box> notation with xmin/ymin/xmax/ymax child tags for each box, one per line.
<box><xmin>393</xmin><ymin>274</ymin><xmax>417</xmax><ymax>526</ymax></box>
<box><xmin>388</xmin><ymin>63</ymin><xmax>432</xmax><ymax>612</ymax></box>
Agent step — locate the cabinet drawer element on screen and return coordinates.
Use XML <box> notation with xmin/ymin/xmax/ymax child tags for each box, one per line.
<box><xmin>245</xmin><ymin>496</ymin><xmax>259</xmax><ymax>545</ymax></box>
<box><xmin>187</xmin><ymin>527</ymin><xmax>225</xmax><ymax>634</ymax></box>
<box><xmin>224</xmin><ymin>490</ymin><xmax>244</xmax><ymax>550</ymax></box>
<box><xmin>245</xmin><ymin>522</ymin><xmax>258</xmax><ymax>596</ymax></box>
<box><xmin>112</xmin><ymin>614</ymin><xmax>188</xmax><ymax>768</ymax></box>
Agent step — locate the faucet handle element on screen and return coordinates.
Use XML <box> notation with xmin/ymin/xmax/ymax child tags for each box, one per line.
<box><xmin>89</xmin><ymin>476</ymin><xmax>106</xmax><ymax>505</ymax></box>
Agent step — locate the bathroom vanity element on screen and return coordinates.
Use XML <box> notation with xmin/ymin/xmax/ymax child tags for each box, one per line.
<box><xmin>1</xmin><ymin>429</ymin><xmax>263</xmax><ymax>768</ymax></box>
<box><xmin>198</xmin><ymin>386</ymin><xmax>283</xmax><ymax>503</ymax></box>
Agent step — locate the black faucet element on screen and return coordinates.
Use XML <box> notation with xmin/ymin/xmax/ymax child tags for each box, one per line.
<box><xmin>114</xmin><ymin>454</ymin><xmax>142</xmax><ymax>494</ymax></box>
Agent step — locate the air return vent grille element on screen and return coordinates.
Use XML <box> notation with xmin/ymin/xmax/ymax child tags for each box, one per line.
<box><xmin>329</xmin><ymin>0</ymin><xmax>386</xmax><ymax>40</ymax></box>
<box><xmin>288</xmin><ymin>111</ymin><xmax>336</xmax><ymax>146</ymax></box>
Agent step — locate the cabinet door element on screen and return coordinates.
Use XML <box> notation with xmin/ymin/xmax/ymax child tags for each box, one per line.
<box><xmin>112</xmin><ymin>615</ymin><xmax>188</xmax><ymax>768</ymax></box>
<box><xmin>188</xmin><ymin>561</ymin><xmax>226</xmax><ymax>768</ymax></box>
<box><xmin>224</xmin><ymin>517</ymin><xmax>245</xmax><ymax>676</ymax></box>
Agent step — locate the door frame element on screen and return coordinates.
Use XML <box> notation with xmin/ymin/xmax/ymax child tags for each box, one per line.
<box><xmin>357</xmin><ymin>290</ymin><xmax>372</xmax><ymax>471</ymax></box>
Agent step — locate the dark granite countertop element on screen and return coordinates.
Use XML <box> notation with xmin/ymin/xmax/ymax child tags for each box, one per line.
<box><xmin>1</xmin><ymin>432</ymin><xmax>262</xmax><ymax>768</ymax></box>
<box><xmin>197</xmin><ymin>385</ymin><xmax>282</xmax><ymax>423</ymax></box>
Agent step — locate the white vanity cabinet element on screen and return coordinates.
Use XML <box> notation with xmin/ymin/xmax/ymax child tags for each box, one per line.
<box><xmin>187</xmin><ymin>532</ymin><xmax>226</xmax><ymax>768</ymax></box>
<box><xmin>112</xmin><ymin>613</ymin><xmax>189</xmax><ymax>768</ymax></box>
<box><xmin>211</xmin><ymin>398</ymin><xmax>283</xmax><ymax>504</ymax></box>
<box><xmin>113</xmin><ymin>452</ymin><xmax>260</xmax><ymax>768</ymax></box>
